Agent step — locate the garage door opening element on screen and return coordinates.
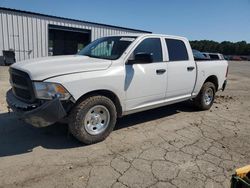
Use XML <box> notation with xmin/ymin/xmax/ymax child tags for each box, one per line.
<box><xmin>48</xmin><ymin>25</ymin><xmax>91</xmax><ymax>56</ymax></box>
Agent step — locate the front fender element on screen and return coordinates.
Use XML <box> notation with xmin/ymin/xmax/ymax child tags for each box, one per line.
<box><xmin>45</xmin><ymin>67</ymin><xmax>126</xmax><ymax>110</ymax></box>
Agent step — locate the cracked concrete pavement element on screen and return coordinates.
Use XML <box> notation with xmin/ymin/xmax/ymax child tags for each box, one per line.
<box><xmin>0</xmin><ymin>61</ymin><xmax>250</xmax><ymax>188</ymax></box>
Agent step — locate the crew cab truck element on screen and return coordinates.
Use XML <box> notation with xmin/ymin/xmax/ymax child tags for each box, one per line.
<box><xmin>7</xmin><ymin>34</ymin><xmax>228</xmax><ymax>144</ymax></box>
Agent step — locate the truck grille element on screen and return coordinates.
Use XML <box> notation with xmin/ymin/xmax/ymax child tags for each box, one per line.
<box><xmin>9</xmin><ymin>68</ymin><xmax>35</xmax><ymax>103</ymax></box>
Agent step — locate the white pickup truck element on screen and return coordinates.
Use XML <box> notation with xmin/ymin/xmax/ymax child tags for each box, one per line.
<box><xmin>7</xmin><ymin>34</ymin><xmax>228</xmax><ymax>144</ymax></box>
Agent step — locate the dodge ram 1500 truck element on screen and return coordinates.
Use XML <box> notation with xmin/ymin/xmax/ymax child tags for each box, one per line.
<box><xmin>6</xmin><ymin>34</ymin><xmax>228</xmax><ymax>144</ymax></box>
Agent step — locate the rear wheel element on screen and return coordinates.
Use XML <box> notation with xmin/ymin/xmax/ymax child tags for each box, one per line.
<box><xmin>69</xmin><ymin>95</ymin><xmax>117</xmax><ymax>144</ymax></box>
<box><xmin>193</xmin><ymin>82</ymin><xmax>216</xmax><ymax>110</ymax></box>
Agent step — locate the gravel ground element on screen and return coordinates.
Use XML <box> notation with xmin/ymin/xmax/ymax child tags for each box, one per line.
<box><xmin>0</xmin><ymin>61</ymin><xmax>250</xmax><ymax>188</ymax></box>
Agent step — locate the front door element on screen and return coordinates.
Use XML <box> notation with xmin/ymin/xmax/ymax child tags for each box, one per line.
<box><xmin>125</xmin><ymin>38</ymin><xmax>167</xmax><ymax>111</ymax></box>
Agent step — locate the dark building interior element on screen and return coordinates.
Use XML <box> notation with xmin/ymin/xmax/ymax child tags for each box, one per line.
<box><xmin>48</xmin><ymin>25</ymin><xmax>91</xmax><ymax>56</ymax></box>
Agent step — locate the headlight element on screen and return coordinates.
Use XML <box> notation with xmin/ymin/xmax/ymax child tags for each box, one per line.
<box><xmin>33</xmin><ymin>82</ymin><xmax>71</xmax><ymax>100</ymax></box>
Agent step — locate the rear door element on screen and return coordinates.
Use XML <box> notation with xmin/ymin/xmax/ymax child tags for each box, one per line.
<box><xmin>165</xmin><ymin>38</ymin><xmax>196</xmax><ymax>99</ymax></box>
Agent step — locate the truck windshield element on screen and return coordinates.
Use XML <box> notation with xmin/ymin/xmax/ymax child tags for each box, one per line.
<box><xmin>78</xmin><ymin>36</ymin><xmax>137</xmax><ymax>60</ymax></box>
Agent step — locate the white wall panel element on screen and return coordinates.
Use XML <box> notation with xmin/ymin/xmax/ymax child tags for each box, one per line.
<box><xmin>7</xmin><ymin>13</ymin><xmax>14</xmax><ymax>50</ymax></box>
<box><xmin>12</xmin><ymin>14</ymin><xmax>19</xmax><ymax>60</ymax></box>
<box><xmin>17</xmin><ymin>14</ymin><xmax>24</xmax><ymax>60</ymax></box>
<box><xmin>27</xmin><ymin>16</ymin><xmax>33</xmax><ymax>59</ymax></box>
<box><xmin>22</xmin><ymin>15</ymin><xmax>29</xmax><ymax>60</ymax></box>
<box><xmin>0</xmin><ymin>13</ymin><xmax>4</xmax><ymax>56</ymax></box>
<box><xmin>2</xmin><ymin>13</ymin><xmax>9</xmax><ymax>50</ymax></box>
<box><xmin>41</xmin><ymin>19</ymin><xmax>46</xmax><ymax>57</ymax></box>
<box><xmin>32</xmin><ymin>18</ymin><xmax>37</xmax><ymax>58</ymax></box>
<box><xmin>36</xmin><ymin>18</ymin><xmax>42</xmax><ymax>57</ymax></box>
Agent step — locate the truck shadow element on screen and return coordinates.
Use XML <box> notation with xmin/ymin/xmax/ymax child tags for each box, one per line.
<box><xmin>0</xmin><ymin>101</ymin><xmax>195</xmax><ymax>157</ymax></box>
<box><xmin>115</xmin><ymin>101</ymin><xmax>195</xmax><ymax>130</ymax></box>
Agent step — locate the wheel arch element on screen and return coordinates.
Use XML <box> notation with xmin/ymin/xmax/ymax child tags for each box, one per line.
<box><xmin>204</xmin><ymin>75</ymin><xmax>218</xmax><ymax>91</ymax></box>
<box><xmin>74</xmin><ymin>89</ymin><xmax>123</xmax><ymax>117</ymax></box>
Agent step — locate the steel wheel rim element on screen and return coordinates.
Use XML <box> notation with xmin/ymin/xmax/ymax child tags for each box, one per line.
<box><xmin>84</xmin><ymin>105</ymin><xmax>110</xmax><ymax>135</ymax></box>
<box><xmin>204</xmin><ymin>88</ymin><xmax>214</xmax><ymax>105</ymax></box>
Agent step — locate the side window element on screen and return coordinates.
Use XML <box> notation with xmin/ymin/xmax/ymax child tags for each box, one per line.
<box><xmin>209</xmin><ymin>54</ymin><xmax>220</xmax><ymax>60</ymax></box>
<box><xmin>165</xmin><ymin>39</ymin><xmax>189</xmax><ymax>61</ymax></box>
<box><xmin>133</xmin><ymin>38</ymin><xmax>163</xmax><ymax>62</ymax></box>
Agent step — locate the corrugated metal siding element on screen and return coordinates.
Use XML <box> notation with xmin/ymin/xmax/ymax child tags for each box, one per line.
<box><xmin>0</xmin><ymin>9</ymin><xmax>146</xmax><ymax>62</ymax></box>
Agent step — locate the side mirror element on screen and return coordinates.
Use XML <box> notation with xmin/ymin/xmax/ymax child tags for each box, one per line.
<box><xmin>127</xmin><ymin>53</ymin><xmax>153</xmax><ymax>64</ymax></box>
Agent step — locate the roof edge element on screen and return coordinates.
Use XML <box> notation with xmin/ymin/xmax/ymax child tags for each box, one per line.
<box><xmin>0</xmin><ymin>7</ymin><xmax>151</xmax><ymax>33</ymax></box>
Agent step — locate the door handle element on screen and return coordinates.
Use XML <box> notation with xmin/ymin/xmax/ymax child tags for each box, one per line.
<box><xmin>156</xmin><ymin>69</ymin><xmax>166</xmax><ymax>74</ymax></box>
<box><xmin>187</xmin><ymin>66</ymin><xmax>195</xmax><ymax>71</ymax></box>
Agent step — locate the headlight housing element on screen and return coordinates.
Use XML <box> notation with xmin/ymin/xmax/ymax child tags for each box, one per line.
<box><xmin>33</xmin><ymin>82</ymin><xmax>71</xmax><ymax>100</ymax></box>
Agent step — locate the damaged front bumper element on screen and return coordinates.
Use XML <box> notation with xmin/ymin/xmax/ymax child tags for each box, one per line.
<box><xmin>6</xmin><ymin>89</ymin><xmax>67</xmax><ymax>127</ymax></box>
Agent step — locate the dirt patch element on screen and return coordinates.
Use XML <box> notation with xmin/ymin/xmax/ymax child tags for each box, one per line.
<box><xmin>215</xmin><ymin>95</ymin><xmax>236</xmax><ymax>104</ymax></box>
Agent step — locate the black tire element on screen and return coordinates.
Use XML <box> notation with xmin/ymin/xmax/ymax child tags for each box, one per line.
<box><xmin>193</xmin><ymin>82</ymin><xmax>216</xmax><ymax>110</ymax></box>
<box><xmin>69</xmin><ymin>95</ymin><xmax>117</xmax><ymax>144</ymax></box>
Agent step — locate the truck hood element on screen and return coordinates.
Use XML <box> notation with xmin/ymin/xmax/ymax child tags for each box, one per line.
<box><xmin>11</xmin><ymin>55</ymin><xmax>112</xmax><ymax>80</ymax></box>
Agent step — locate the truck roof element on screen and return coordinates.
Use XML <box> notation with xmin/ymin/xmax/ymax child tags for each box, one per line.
<box><xmin>109</xmin><ymin>34</ymin><xmax>188</xmax><ymax>41</ymax></box>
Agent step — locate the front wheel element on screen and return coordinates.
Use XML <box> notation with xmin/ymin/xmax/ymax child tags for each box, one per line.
<box><xmin>69</xmin><ymin>96</ymin><xmax>117</xmax><ymax>144</ymax></box>
<box><xmin>193</xmin><ymin>82</ymin><xmax>216</xmax><ymax>110</ymax></box>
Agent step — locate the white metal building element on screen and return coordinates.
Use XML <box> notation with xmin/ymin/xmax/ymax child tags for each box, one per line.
<box><xmin>0</xmin><ymin>7</ymin><xmax>150</xmax><ymax>63</ymax></box>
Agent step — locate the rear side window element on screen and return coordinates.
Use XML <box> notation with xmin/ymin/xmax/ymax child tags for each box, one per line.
<box><xmin>209</xmin><ymin>54</ymin><xmax>220</xmax><ymax>60</ymax></box>
<box><xmin>165</xmin><ymin>39</ymin><xmax>189</xmax><ymax>61</ymax></box>
<box><xmin>133</xmin><ymin>38</ymin><xmax>163</xmax><ymax>62</ymax></box>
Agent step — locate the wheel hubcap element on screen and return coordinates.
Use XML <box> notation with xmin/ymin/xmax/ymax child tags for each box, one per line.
<box><xmin>204</xmin><ymin>88</ymin><xmax>214</xmax><ymax>105</ymax></box>
<box><xmin>84</xmin><ymin>105</ymin><xmax>110</xmax><ymax>135</ymax></box>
